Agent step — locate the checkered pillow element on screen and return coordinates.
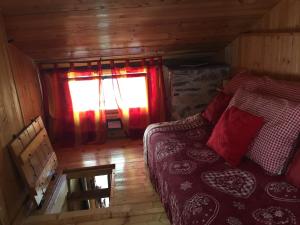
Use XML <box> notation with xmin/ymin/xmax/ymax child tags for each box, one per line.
<box><xmin>257</xmin><ymin>76</ymin><xmax>300</xmax><ymax>102</ymax></box>
<box><xmin>224</xmin><ymin>72</ymin><xmax>300</xmax><ymax>103</ymax></box>
<box><xmin>228</xmin><ymin>88</ymin><xmax>300</xmax><ymax>175</ymax></box>
<box><xmin>223</xmin><ymin>71</ymin><xmax>264</xmax><ymax>95</ymax></box>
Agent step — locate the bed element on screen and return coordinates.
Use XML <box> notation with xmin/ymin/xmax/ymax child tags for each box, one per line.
<box><xmin>143</xmin><ymin>74</ymin><xmax>300</xmax><ymax>225</ymax></box>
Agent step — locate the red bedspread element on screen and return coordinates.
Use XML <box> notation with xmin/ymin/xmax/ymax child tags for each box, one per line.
<box><xmin>143</xmin><ymin>114</ymin><xmax>300</xmax><ymax>225</ymax></box>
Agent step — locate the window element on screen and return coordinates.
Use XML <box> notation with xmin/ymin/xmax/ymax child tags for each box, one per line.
<box><xmin>69</xmin><ymin>76</ymin><xmax>148</xmax><ymax>112</ymax></box>
<box><xmin>102</xmin><ymin>77</ymin><xmax>148</xmax><ymax>110</ymax></box>
<box><xmin>95</xmin><ymin>175</ymin><xmax>110</xmax><ymax>208</ymax></box>
<box><xmin>68</xmin><ymin>79</ymin><xmax>100</xmax><ymax>112</ymax></box>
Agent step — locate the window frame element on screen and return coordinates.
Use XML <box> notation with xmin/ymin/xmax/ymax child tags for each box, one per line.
<box><xmin>67</xmin><ymin>72</ymin><xmax>148</xmax><ymax>113</ymax></box>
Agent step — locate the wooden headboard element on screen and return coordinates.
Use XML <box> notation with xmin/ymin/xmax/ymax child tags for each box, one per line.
<box><xmin>9</xmin><ymin>116</ymin><xmax>58</xmax><ymax>206</ymax></box>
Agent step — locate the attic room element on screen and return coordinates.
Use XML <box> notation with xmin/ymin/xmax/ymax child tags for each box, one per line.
<box><xmin>0</xmin><ymin>0</ymin><xmax>300</xmax><ymax>224</ymax></box>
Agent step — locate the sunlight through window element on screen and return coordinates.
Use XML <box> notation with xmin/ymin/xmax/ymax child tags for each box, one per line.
<box><xmin>94</xmin><ymin>175</ymin><xmax>110</xmax><ymax>208</ymax></box>
<box><xmin>68</xmin><ymin>76</ymin><xmax>148</xmax><ymax>112</ymax></box>
<box><xmin>95</xmin><ymin>175</ymin><xmax>108</xmax><ymax>189</ymax></box>
<box><xmin>69</xmin><ymin>79</ymin><xmax>100</xmax><ymax>112</ymax></box>
<box><xmin>102</xmin><ymin>77</ymin><xmax>148</xmax><ymax>110</ymax></box>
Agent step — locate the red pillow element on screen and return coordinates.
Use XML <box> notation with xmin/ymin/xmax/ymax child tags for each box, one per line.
<box><xmin>286</xmin><ymin>150</ymin><xmax>300</xmax><ymax>188</ymax></box>
<box><xmin>202</xmin><ymin>92</ymin><xmax>232</xmax><ymax>124</ymax></box>
<box><xmin>207</xmin><ymin>106</ymin><xmax>264</xmax><ymax>166</ymax></box>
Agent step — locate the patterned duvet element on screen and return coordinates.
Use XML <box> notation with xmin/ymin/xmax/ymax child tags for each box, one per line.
<box><xmin>143</xmin><ymin>114</ymin><xmax>300</xmax><ymax>225</ymax></box>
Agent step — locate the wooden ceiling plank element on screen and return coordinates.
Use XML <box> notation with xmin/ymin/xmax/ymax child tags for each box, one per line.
<box><xmin>1</xmin><ymin>0</ymin><xmax>278</xmax><ymax>16</ymax></box>
<box><xmin>6</xmin><ymin>17</ymin><xmax>258</xmax><ymax>40</ymax></box>
<box><xmin>0</xmin><ymin>0</ymin><xmax>280</xmax><ymax>61</ymax></box>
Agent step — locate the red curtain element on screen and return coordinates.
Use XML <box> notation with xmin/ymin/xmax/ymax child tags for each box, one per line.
<box><xmin>110</xmin><ymin>58</ymin><xmax>166</xmax><ymax>138</ymax></box>
<box><xmin>110</xmin><ymin>60</ymin><xmax>149</xmax><ymax>137</ymax></box>
<box><xmin>41</xmin><ymin>63</ymin><xmax>107</xmax><ymax>146</ymax></box>
<box><xmin>147</xmin><ymin>58</ymin><xmax>167</xmax><ymax>123</ymax></box>
<box><xmin>41</xmin><ymin>57</ymin><xmax>167</xmax><ymax>145</ymax></box>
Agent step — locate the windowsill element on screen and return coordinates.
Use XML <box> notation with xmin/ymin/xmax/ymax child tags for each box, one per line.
<box><xmin>105</xmin><ymin>109</ymin><xmax>119</xmax><ymax>119</ymax></box>
<box><xmin>105</xmin><ymin>109</ymin><xmax>119</xmax><ymax>113</ymax></box>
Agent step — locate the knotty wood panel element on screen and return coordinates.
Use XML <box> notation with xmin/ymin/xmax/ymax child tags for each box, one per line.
<box><xmin>0</xmin><ymin>14</ymin><xmax>44</xmax><ymax>224</ymax></box>
<box><xmin>8</xmin><ymin>44</ymin><xmax>43</xmax><ymax>126</ymax></box>
<box><xmin>10</xmin><ymin>117</ymin><xmax>58</xmax><ymax>207</ymax></box>
<box><xmin>220</xmin><ymin>0</ymin><xmax>300</xmax><ymax>80</ymax></box>
<box><xmin>0</xmin><ymin>0</ymin><xmax>280</xmax><ymax>61</ymax></box>
<box><xmin>0</xmin><ymin>15</ymin><xmax>25</xmax><ymax>224</ymax></box>
<box><xmin>223</xmin><ymin>34</ymin><xmax>300</xmax><ymax>79</ymax></box>
<box><xmin>0</xmin><ymin>0</ymin><xmax>280</xmax><ymax>16</ymax></box>
<box><xmin>252</xmin><ymin>0</ymin><xmax>300</xmax><ymax>32</ymax></box>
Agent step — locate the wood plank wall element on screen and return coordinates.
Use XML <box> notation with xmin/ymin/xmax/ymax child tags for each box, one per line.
<box><xmin>0</xmin><ymin>15</ymin><xmax>42</xmax><ymax>224</ymax></box>
<box><xmin>220</xmin><ymin>0</ymin><xmax>300</xmax><ymax>80</ymax></box>
<box><xmin>0</xmin><ymin>15</ymin><xmax>24</xmax><ymax>225</ymax></box>
<box><xmin>8</xmin><ymin>44</ymin><xmax>43</xmax><ymax>126</ymax></box>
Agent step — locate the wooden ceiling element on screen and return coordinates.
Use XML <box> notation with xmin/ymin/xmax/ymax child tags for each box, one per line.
<box><xmin>0</xmin><ymin>0</ymin><xmax>280</xmax><ymax>62</ymax></box>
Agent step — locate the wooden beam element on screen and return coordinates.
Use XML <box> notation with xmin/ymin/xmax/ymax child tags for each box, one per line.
<box><xmin>67</xmin><ymin>188</ymin><xmax>110</xmax><ymax>201</ymax></box>
<box><xmin>64</xmin><ymin>164</ymin><xmax>115</xmax><ymax>180</ymax></box>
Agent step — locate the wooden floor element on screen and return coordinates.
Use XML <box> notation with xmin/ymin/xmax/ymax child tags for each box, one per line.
<box><xmin>24</xmin><ymin>138</ymin><xmax>170</xmax><ymax>225</ymax></box>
